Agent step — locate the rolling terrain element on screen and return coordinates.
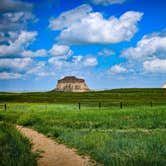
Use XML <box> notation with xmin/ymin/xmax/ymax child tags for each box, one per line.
<box><xmin>0</xmin><ymin>88</ymin><xmax>166</xmax><ymax>104</ymax></box>
<box><xmin>0</xmin><ymin>88</ymin><xmax>166</xmax><ymax>166</ymax></box>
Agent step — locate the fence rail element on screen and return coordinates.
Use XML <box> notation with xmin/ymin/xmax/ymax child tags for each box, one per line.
<box><xmin>0</xmin><ymin>102</ymin><xmax>166</xmax><ymax>111</ymax></box>
<box><xmin>78</xmin><ymin>101</ymin><xmax>166</xmax><ymax>110</ymax></box>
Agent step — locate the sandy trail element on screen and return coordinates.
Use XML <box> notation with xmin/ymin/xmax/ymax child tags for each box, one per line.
<box><xmin>16</xmin><ymin>125</ymin><xmax>91</xmax><ymax>166</ymax></box>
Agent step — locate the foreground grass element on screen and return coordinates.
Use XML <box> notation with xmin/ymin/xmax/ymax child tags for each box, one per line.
<box><xmin>0</xmin><ymin>122</ymin><xmax>37</xmax><ymax>166</ymax></box>
<box><xmin>56</xmin><ymin>130</ymin><xmax>166</xmax><ymax>166</ymax></box>
<box><xmin>0</xmin><ymin>104</ymin><xmax>166</xmax><ymax>166</ymax></box>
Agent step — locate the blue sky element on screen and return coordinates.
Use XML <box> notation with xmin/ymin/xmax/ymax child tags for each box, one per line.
<box><xmin>0</xmin><ymin>0</ymin><xmax>166</xmax><ymax>91</ymax></box>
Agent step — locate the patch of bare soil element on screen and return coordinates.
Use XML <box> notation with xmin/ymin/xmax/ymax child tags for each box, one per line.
<box><xmin>16</xmin><ymin>125</ymin><xmax>93</xmax><ymax>166</ymax></box>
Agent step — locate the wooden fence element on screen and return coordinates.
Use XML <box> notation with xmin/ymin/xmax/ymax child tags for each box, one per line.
<box><xmin>78</xmin><ymin>101</ymin><xmax>163</xmax><ymax>110</ymax></box>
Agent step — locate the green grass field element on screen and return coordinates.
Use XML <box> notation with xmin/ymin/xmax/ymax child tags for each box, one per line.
<box><xmin>0</xmin><ymin>122</ymin><xmax>37</xmax><ymax>166</ymax></box>
<box><xmin>0</xmin><ymin>88</ymin><xmax>166</xmax><ymax>103</ymax></box>
<box><xmin>0</xmin><ymin>103</ymin><xmax>166</xmax><ymax>166</ymax></box>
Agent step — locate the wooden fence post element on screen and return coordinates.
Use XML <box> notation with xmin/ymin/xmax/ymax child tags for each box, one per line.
<box><xmin>99</xmin><ymin>102</ymin><xmax>101</xmax><ymax>109</ymax></box>
<box><xmin>78</xmin><ymin>102</ymin><xmax>81</xmax><ymax>110</ymax></box>
<box><xmin>120</xmin><ymin>102</ymin><xmax>123</xmax><ymax>109</ymax></box>
<box><xmin>4</xmin><ymin>104</ymin><xmax>6</xmax><ymax>111</ymax></box>
<box><xmin>150</xmin><ymin>101</ymin><xmax>153</xmax><ymax>107</ymax></box>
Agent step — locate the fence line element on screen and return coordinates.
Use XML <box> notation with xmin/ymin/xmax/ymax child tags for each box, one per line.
<box><xmin>78</xmin><ymin>101</ymin><xmax>163</xmax><ymax>110</ymax></box>
<box><xmin>0</xmin><ymin>102</ymin><xmax>165</xmax><ymax>111</ymax></box>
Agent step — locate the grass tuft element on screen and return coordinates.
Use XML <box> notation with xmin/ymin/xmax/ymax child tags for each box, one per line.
<box><xmin>0</xmin><ymin>122</ymin><xmax>37</xmax><ymax>166</ymax></box>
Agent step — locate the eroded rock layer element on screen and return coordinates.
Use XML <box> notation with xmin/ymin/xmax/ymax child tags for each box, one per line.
<box><xmin>56</xmin><ymin>76</ymin><xmax>89</xmax><ymax>92</ymax></box>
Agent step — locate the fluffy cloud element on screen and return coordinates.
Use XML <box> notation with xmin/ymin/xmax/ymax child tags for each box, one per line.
<box><xmin>0</xmin><ymin>57</ymin><xmax>52</xmax><ymax>78</ymax></box>
<box><xmin>0</xmin><ymin>31</ymin><xmax>18</xmax><ymax>44</ymax></box>
<box><xmin>49</xmin><ymin>4</ymin><xmax>92</xmax><ymax>31</ymax></box>
<box><xmin>0</xmin><ymin>72</ymin><xmax>22</xmax><ymax>79</ymax></box>
<box><xmin>0</xmin><ymin>0</ymin><xmax>42</xmax><ymax>80</ymax></box>
<box><xmin>0</xmin><ymin>31</ymin><xmax>37</xmax><ymax>57</ymax></box>
<box><xmin>3</xmin><ymin>12</ymin><xmax>34</xmax><ymax>22</ymax></box>
<box><xmin>143</xmin><ymin>59</ymin><xmax>166</xmax><ymax>73</ymax></box>
<box><xmin>0</xmin><ymin>0</ymin><xmax>32</xmax><ymax>12</ymax></box>
<box><xmin>0</xmin><ymin>12</ymin><xmax>37</xmax><ymax>44</ymax></box>
<box><xmin>122</xmin><ymin>30</ymin><xmax>166</xmax><ymax>60</ymax></box>
<box><xmin>0</xmin><ymin>58</ymin><xmax>32</xmax><ymax>71</ymax></box>
<box><xmin>109</xmin><ymin>64</ymin><xmax>127</xmax><ymax>74</ymax></box>
<box><xmin>49</xmin><ymin>55</ymin><xmax>98</xmax><ymax>68</ymax></box>
<box><xmin>83</xmin><ymin>57</ymin><xmax>98</xmax><ymax>66</ymax></box>
<box><xmin>98</xmin><ymin>48</ymin><xmax>115</xmax><ymax>56</ymax></box>
<box><xmin>72</xmin><ymin>55</ymin><xmax>83</xmax><ymax>64</ymax></box>
<box><xmin>120</xmin><ymin>29</ymin><xmax>166</xmax><ymax>75</ymax></box>
<box><xmin>0</xmin><ymin>0</ymin><xmax>36</xmax><ymax>47</ymax></box>
<box><xmin>26</xmin><ymin>62</ymin><xmax>55</xmax><ymax>77</ymax></box>
<box><xmin>49</xmin><ymin>44</ymin><xmax>72</xmax><ymax>59</ymax></box>
<box><xmin>0</xmin><ymin>12</ymin><xmax>36</xmax><ymax>33</ymax></box>
<box><xmin>48</xmin><ymin>57</ymin><xmax>70</xmax><ymax>68</ymax></box>
<box><xmin>49</xmin><ymin>4</ymin><xmax>143</xmax><ymax>45</ymax></box>
<box><xmin>21</xmin><ymin>49</ymin><xmax>48</xmax><ymax>57</ymax></box>
<box><xmin>91</xmin><ymin>0</ymin><xmax>125</xmax><ymax>6</ymax></box>
<box><xmin>14</xmin><ymin>31</ymin><xmax>37</xmax><ymax>47</ymax></box>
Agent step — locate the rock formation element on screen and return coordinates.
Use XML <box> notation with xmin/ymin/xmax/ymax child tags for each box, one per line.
<box><xmin>162</xmin><ymin>83</ymin><xmax>166</xmax><ymax>88</ymax></box>
<box><xmin>56</xmin><ymin>76</ymin><xmax>89</xmax><ymax>92</ymax></box>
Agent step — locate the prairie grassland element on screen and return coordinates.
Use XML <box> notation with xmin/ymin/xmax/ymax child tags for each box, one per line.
<box><xmin>0</xmin><ymin>122</ymin><xmax>37</xmax><ymax>166</ymax></box>
<box><xmin>0</xmin><ymin>88</ymin><xmax>166</xmax><ymax>103</ymax></box>
<box><xmin>0</xmin><ymin>103</ymin><xmax>166</xmax><ymax>166</ymax></box>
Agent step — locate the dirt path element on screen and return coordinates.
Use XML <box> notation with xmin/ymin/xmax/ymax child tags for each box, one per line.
<box><xmin>16</xmin><ymin>125</ymin><xmax>91</xmax><ymax>166</ymax></box>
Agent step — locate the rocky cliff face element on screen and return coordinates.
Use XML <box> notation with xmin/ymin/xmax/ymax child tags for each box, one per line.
<box><xmin>56</xmin><ymin>76</ymin><xmax>89</xmax><ymax>92</ymax></box>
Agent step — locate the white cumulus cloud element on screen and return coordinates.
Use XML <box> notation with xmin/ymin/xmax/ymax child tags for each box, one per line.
<box><xmin>0</xmin><ymin>58</ymin><xmax>32</xmax><ymax>71</ymax></box>
<box><xmin>21</xmin><ymin>49</ymin><xmax>47</xmax><ymax>57</ymax></box>
<box><xmin>49</xmin><ymin>55</ymin><xmax>98</xmax><ymax>68</ymax></box>
<box><xmin>72</xmin><ymin>55</ymin><xmax>83</xmax><ymax>64</ymax></box>
<box><xmin>49</xmin><ymin>4</ymin><xmax>143</xmax><ymax>45</ymax></box>
<box><xmin>83</xmin><ymin>57</ymin><xmax>98</xmax><ymax>66</ymax></box>
<box><xmin>109</xmin><ymin>64</ymin><xmax>127</xmax><ymax>74</ymax></box>
<box><xmin>98</xmin><ymin>48</ymin><xmax>115</xmax><ymax>56</ymax></box>
<box><xmin>122</xmin><ymin>30</ymin><xmax>166</xmax><ymax>60</ymax></box>
<box><xmin>91</xmin><ymin>0</ymin><xmax>125</xmax><ymax>6</ymax></box>
<box><xmin>49</xmin><ymin>44</ymin><xmax>72</xmax><ymax>59</ymax></box>
<box><xmin>0</xmin><ymin>0</ymin><xmax>32</xmax><ymax>12</ymax></box>
<box><xmin>0</xmin><ymin>31</ymin><xmax>37</xmax><ymax>57</ymax></box>
<box><xmin>49</xmin><ymin>4</ymin><xmax>92</xmax><ymax>30</ymax></box>
<box><xmin>26</xmin><ymin>62</ymin><xmax>55</xmax><ymax>77</ymax></box>
<box><xmin>143</xmin><ymin>59</ymin><xmax>166</xmax><ymax>73</ymax></box>
<box><xmin>0</xmin><ymin>0</ymin><xmax>36</xmax><ymax>45</ymax></box>
<box><xmin>0</xmin><ymin>72</ymin><xmax>22</xmax><ymax>79</ymax></box>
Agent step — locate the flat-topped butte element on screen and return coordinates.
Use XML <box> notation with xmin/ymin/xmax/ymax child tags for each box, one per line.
<box><xmin>56</xmin><ymin>76</ymin><xmax>89</xmax><ymax>92</ymax></box>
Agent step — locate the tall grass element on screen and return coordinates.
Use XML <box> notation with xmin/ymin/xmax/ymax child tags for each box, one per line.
<box><xmin>13</xmin><ymin>104</ymin><xmax>166</xmax><ymax>129</ymax></box>
<box><xmin>0</xmin><ymin>103</ymin><xmax>166</xmax><ymax>165</ymax></box>
<box><xmin>0</xmin><ymin>122</ymin><xmax>37</xmax><ymax>166</ymax></box>
<box><xmin>56</xmin><ymin>130</ymin><xmax>166</xmax><ymax>166</ymax></box>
